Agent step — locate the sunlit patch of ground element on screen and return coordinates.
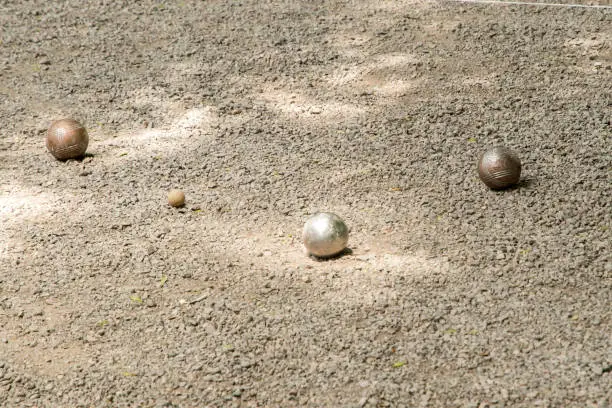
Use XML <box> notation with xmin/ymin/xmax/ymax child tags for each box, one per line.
<box><xmin>359</xmin><ymin>0</ymin><xmax>442</xmax><ymax>13</ymax></box>
<box><xmin>327</xmin><ymin>53</ymin><xmax>422</xmax><ymax>98</ymax></box>
<box><xmin>564</xmin><ymin>34</ymin><xmax>610</xmax><ymax>51</ymax></box>
<box><xmin>0</xmin><ymin>186</ymin><xmax>59</xmax><ymax>265</ymax></box>
<box><xmin>0</xmin><ymin>187</ymin><xmax>57</xmax><ymax>225</ymax></box>
<box><xmin>194</xmin><ymin>216</ymin><xmax>450</xmax><ymax>311</ymax></box>
<box><xmin>258</xmin><ymin>88</ymin><xmax>367</xmax><ymax>122</ymax></box>
<box><xmin>327</xmin><ymin>33</ymin><xmax>372</xmax><ymax>59</ymax></box>
<box><xmin>96</xmin><ymin>106</ymin><xmax>219</xmax><ymax>159</ymax></box>
<box><xmin>462</xmin><ymin>75</ymin><xmax>494</xmax><ymax>88</ymax></box>
<box><xmin>328</xmin><ymin>53</ymin><xmax>419</xmax><ymax>85</ymax></box>
<box><xmin>320</xmin><ymin>251</ymin><xmax>451</xmax><ymax>308</ymax></box>
<box><xmin>564</xmin><ymin>32</ymin><xmax>611</xmax><ymax>74</ymax></box>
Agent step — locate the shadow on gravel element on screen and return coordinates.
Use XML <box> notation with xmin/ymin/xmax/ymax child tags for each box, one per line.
<box><xmin>308</xmin><ymin>247</ymin><xmax>354</xmax><ymax>262</ymax></box>
<box><xmin>495</xmin><ymin>177</ymin><xmax>535</xmax><ymax>192</ymax></box>
<box><xmin>57</xmin><ymin>152</ymin><xmax>96</xmax><ymax>162</ymax></box>
<box><xmin>515</xmin><ymin>178</ymin><xmax>535</xmax><ymax>189</ymax></box>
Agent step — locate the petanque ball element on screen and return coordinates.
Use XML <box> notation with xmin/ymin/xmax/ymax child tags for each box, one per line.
<box><xmin>302</xmin><ymin>212</ymin><xmax>349</xmax><ymax>258</ymax></box>
<box><xmin>46</xmin><ymin>118</ymin><xmax>89</xmax><ymax>160</ymax></box>
<box><xmin>477</xmin><ymin>146</ymin><xmax>521</xmax><ymax>189</ymax></box>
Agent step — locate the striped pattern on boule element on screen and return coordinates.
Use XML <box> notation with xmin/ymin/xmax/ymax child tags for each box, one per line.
<box><xmin>46</xmin><ymin>119</ymin><xmax>89</xmax><ymax>160</ymax></box>
<box><xmin>477</xmin><ymin>146</ymin><xmax>521</xmax><ymax>189</ymax></box>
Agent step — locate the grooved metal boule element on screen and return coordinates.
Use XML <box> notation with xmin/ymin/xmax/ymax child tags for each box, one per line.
<box><xmin>302</xmin><ymin>212</ymin><xmax>349</xmax><ymax>258</ymax></box>
<box><xmin>478</xmin><ymin>146</ymin><xmax>521</xmax><ymax>189</ymax></box>
<box><xmin>46</xmin><ymin>119</ymin><xmax>89</xmax><ymax>160</ymax></box>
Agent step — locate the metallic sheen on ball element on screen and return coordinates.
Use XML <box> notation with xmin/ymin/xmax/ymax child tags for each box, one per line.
<box><xmin>478</xmin><ymin>146</ymin><xmax>521</xmax><ymax>189</ymax></box>
<box><xmin>46</xmin><ymin>119</ymin><xmax>89</xmax><ymax>160</ymax></box>
<box><xmin>302</xmin><ymin>212</ymin><xmax>349</xmax><ymax>258</ymax></box>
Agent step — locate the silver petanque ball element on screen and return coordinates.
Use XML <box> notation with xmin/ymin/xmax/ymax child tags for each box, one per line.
<box><xmin>302</xmin><ymin>212</ymin><xmax>349</xmax><ymax>258</ymax></box>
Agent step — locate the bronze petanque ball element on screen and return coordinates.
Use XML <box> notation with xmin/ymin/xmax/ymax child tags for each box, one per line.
<box><xmin>302</xmin><ymin>212</ymin><xmax>349</xmax><ymax>258</ymax></box>
<box><xmin>168</xmin><ymin>190</ymin><xmax>185</xmax><ymax>208</ymax></box>
<box><xmin>478</xmin><ymin>146</ymin><xmax>521</xmax><ymax>190</ymax></box>
<box><xmin>46</xmin><ymin>119</ymin><xmax>89</xmax><ymax>160</ymax></box>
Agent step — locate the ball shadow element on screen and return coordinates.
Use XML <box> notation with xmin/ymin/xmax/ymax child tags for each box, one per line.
<box><xmin>309</xmin><ymin>247</ymin><xmax>353</xmax><ymax>262</ymax></box>
<box><xmin>58</xmin><ymin>152</ymin><xmax>95</xmax><ymax>163</ymax></box>
<box><xmin>503</xmin><ymin>177</ymin><xmax>535</xmax><ymax>192</ymax></box>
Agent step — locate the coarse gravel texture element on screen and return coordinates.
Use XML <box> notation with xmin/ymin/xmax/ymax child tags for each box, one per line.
<box><xmin>0</xmin><ymin>0</ymin><xmax>610</xmax><ymax>407</ymax></box>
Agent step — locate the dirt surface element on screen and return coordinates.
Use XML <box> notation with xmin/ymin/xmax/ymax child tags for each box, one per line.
<box><xmin>1</xmin><ymin>0</ymin><xmax>611</xmax><ymax>407</ymax></box>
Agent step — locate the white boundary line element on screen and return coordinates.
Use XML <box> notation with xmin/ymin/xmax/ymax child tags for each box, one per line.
<box><xmin>445</xmin><ymin>0</ymin><xmax>612</xmax><ymax>9</ymax></box>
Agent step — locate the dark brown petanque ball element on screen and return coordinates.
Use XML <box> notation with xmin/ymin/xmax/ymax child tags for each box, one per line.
<box><xmin>167</xmin><ymin>189</ymin><xmax>186</xmax><ymax>208</ymax></box>
<box><xmin>477</xmin><ymin>146</ymin><xmax>522</xmax><ymax>190</ymax></box>
<box><xmin>46</xmin><ymin>118</ymin><xmax>89</xmax><ymax>160</ymax></box>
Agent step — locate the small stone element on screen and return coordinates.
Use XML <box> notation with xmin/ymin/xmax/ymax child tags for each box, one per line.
<box><xmin>356</xmin><ymin>254</ymin><xmax>373</xmax><ymax>262</ymax></box>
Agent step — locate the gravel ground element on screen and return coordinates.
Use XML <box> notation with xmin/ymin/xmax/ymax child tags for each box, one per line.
<box><xmin>0</xmin><ymin>1</ymin><xmax>610</xmax><ymax>407</ymax></box>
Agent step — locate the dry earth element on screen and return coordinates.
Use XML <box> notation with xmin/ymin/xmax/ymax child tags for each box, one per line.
<box><xmin>0</xmin><ymin>0</ymin><xmax>611</xmax><ymax>407</ymax></box>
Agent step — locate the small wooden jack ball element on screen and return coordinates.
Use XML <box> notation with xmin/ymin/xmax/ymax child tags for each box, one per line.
<box><xmin>477</xmin><ymin>146</ymin><xmax>522</xmax><ymax>190</ymax></box>
<box><xmin>168</xmin><ymin>190</ymin><xmax>185</xmax><ymax>208</ymax></box>
<box><xmin>46</xmin><ymin>119</ymin><xmax>89</xmax><ymax>160</ymax></box>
